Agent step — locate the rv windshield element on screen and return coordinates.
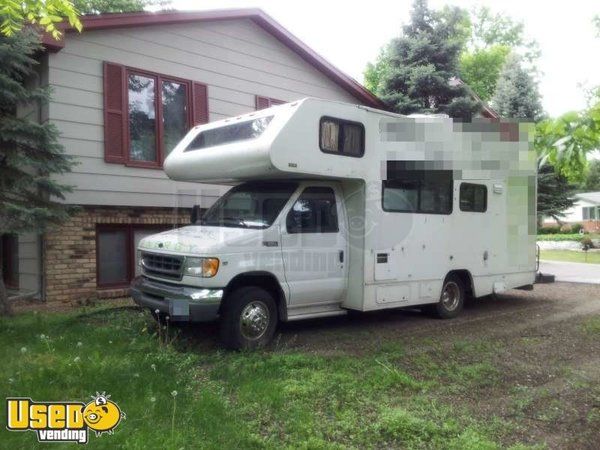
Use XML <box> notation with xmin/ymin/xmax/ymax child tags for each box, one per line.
<box><xmin>199</xmin><ymin>181</ymin><xmax>298</xmax><ymax>229</ymax></box>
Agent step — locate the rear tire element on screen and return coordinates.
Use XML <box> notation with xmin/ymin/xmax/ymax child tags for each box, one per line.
<box><xmin>219</xmin><ymin>287</ymin><xmax>278</xmax><ymax>350</ymax></box>
<box><xmin>428</xmin><ymin>275</ymin><xmax>465</xmax><ymax>319</ymax></box>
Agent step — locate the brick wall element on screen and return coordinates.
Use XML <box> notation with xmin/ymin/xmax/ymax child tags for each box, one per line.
<box><xmin>44</xmin><ymin>206</ymin><xmax>190</xmax><ymax>304</ymax></box>
<box><xmin>582</xmin><ymin>220</ymin><xmax>600</xmax><ymax>233</ymax></box>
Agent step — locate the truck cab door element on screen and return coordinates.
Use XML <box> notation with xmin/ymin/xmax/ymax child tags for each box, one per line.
<box><xmin>280</xmin><ymin>184</ymin><xmax>348</xmax><ymax>307</ymax></box>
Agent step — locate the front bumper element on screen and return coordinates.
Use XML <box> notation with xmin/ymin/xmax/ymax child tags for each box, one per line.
<box><xmin>130</xmin><ymin>276</ymin><xmax>223</xmax><ymax>322</ymax></box>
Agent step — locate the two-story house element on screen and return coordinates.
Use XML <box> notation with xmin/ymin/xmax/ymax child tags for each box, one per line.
<box><xmin>2</xmin><ymin>9</ymin><xmax>384</xmax><ymax>304</ymax></box>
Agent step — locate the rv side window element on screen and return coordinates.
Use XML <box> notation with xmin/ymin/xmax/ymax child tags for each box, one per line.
<box><xmin>286</xmin><ymin>187</ymin><xmax>339</xmax><ymax>233</ymax></box>
<box><xmin>382</xmin><ymin>170</ymin><xmax>453</xmax><ymax>215</ymax></box>
<box><xmin>319</xmin><ymin>117</ymin><xmax>364</xmax><ymax>157</ymax></box>
<box><xmin>382</xmin><ymin>180</ymin><xmax>419</xmax><ymax>212</ymax></box>
<box><xmin>460</xmin><ymin>183</ymin><xmax>487</xmax><ymax>212</ymax></box>
<box><xmin>185</xmin><ymin>116</ymin><xmax>273</xmax><ymax>151</ymax></box>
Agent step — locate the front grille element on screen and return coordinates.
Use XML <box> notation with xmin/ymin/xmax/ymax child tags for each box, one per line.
<box><xmin>141</xmin><ymin>252</ymin><xmax>184</xmax><ymax>280</ymax></box>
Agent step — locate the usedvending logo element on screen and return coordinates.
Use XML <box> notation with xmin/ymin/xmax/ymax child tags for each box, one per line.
<box><xmin>6</xmin><ymin>392</ymin><xmax>125</xmax><ymax>444</ymax></box>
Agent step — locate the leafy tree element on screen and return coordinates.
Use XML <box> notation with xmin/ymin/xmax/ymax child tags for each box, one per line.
<box><xmin>0</xmin><ymin>0</ymin><xmax>81</xmax><ymax>39</ymax></box>
<box><xmin>492</xmin><ymin>54</ymin><xmax>543</xmax><ymax>121</ymax></box>
<box><xmin>0</xmin><ymin>30</ymin><xmax>76</xmax><ymax>315</ymax></box>
<box><xmin>580</xmin><ymin>159</ymin><xmax>600</xmax><ymax>191</ymax></box>
<box><xmin>73</xmin><ymin>0</ymin><xmax>170</xmax><ymax>14</ymax></box>
<box><xmin>364</xmin><ymin>46</ymin><xmax>391</xmax><ymax>94</ymax></box>
<box><xmin>459</xmin><ymin>45</ymin><xmax>510</xmax><ymax>102</ymax></box>
<box><xmin>537</xmin><ymin>162</ymin><xmax>576</xmax><ymax>224</ymax></box>
<box><xmin>377</xmin><ymin>0</ymin><xmax>479</xmax><ymax>120</ymax></box>
<box><xmin>458</xmin><ymin>6</ymin><xmax>540</xmax><ymax>102</ymax></box>
<box><xmin>536</xmin><ymin>89</ymin><xmax>600</xmax><ymax>182</ymax></box>
<box><xmin>468</xmin><ymin>6</ymin><xmax>527</xmax><ymax>49</ymax></box>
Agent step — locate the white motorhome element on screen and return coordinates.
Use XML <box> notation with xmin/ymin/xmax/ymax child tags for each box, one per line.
<box><xmin>130</xmin><ymin>98</ymin><xmax>537</xmax><ymax>349</ymax></box>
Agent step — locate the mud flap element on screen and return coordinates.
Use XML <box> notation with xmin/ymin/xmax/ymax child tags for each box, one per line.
<box><xmin>535</xmin><ymin>273</ymin><xmax>555</xmax><ymax>284</ymax></box>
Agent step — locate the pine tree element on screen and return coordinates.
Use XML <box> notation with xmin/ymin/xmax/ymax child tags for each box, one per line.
<box><xmin>492</xmin><ymin>53</ymin><xmax>543</xmax><ymax>121</ymax></box>
<box><xmin>537</xmin><ymin>162</ymin><xmax>576</xmax><ymax>224</ymax></box>
<box><xmin>379</xmin><ymin>0</ymin><xmax>480</xmax><ymax>120</ymax></box>
<box><xmin>0</xmin><ymin>30</ymin><xmax>76</xmax><ymax>315</ymax></box>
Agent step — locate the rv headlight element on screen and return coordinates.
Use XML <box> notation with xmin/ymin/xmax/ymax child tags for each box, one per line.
<box><xmin>183</xmin><ymin>257</ymin><xmax>219</xmax><ymax>278</ymax></box>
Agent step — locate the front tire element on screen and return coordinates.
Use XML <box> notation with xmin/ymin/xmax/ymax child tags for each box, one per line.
<box><xmin>219</xmin><ymin>287</ymin><xmax>278</xmax><ymax>350</ymax></box>
<box><xmin>429</xmin><ymin>275</ymin><xmax>465</xmax><ymax>319</ymax></box>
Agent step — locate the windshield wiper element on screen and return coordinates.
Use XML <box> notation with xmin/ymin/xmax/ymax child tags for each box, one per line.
<box><xmin>220</xmin><ymin>217</ymin><xmax>248</xmax><ymax>228</ymax></box>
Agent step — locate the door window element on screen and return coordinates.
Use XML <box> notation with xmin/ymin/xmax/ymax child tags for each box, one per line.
<box><xmin>460</xmin><ymin>183</ymin><xmax>487</xmax><ymax>212</ymax></box>
<box><xmin>286</xmin><ymin>187</ymin><xmax>339</xmax><ymax>233</ymax></box>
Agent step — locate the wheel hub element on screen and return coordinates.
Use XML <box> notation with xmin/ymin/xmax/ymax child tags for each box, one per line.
<box><xmin>240</xmin><ymin>301</ymin><xmax>269</xmax><ymax>340</ymax></box>
<box><xmin>441</xmin><ymin>282</ymin><xmax>460</xmax><ymax>311</ymax></box>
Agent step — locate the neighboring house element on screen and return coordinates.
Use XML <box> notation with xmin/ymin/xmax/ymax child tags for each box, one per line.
<box><xmin>543</xmin><ymin>191</ymin><xmax>600</xmax><ymax>232</ymax></box>
<box><xmin>2</xmin><ymin>9</ymin><xmax>383</xmax><ymax>303</ymax></box>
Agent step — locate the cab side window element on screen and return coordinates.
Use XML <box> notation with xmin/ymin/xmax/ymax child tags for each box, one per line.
<box><xmin>287</xmin><ymin>187</ymin><xmax>339</xmax><ymax>233</ymax></box>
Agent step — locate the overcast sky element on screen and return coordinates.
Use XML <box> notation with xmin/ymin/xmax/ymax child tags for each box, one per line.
<box><xmin>173</xmin><ymin>0</ymin><xmax>600</xmax><ymax>117</ymax></box>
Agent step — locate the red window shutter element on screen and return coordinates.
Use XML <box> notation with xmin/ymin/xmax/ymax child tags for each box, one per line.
<box><xmin>192</xmin><ymin>82</ymin><xmax>208</xmax><ymax>125</ymax></box>
<box><xmin>256</xmin><ymin>96</ymin><xmax>285</xmax><ymax>110</ymax></box>
<box><xmin>103</xmin><ymin>62</ymin><xmax>126</xmax><ymax>163</ymax></box>
<box><xmin>255</xmin><ymin>95</ymin><xmax>271</xmax><ymax>110</ymax></box>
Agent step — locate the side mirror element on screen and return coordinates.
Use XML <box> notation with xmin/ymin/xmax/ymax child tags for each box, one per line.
<box><xmin>190</xmin><ymin>205</ymin><xmax>201</xmax><ymax>224</ymax></box>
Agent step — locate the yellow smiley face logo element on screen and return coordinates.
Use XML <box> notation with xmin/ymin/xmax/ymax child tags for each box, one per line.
<box><xmin>82</xmin><ymin>393</ymin><xmax>124</xmax><ymax>436</ymax></box>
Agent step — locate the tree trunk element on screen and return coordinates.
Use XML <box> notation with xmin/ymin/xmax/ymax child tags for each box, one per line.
<box><xmin>0</xmin><ymin>238</ymin><xmax>14</xmax><ymax>316</ymax></box>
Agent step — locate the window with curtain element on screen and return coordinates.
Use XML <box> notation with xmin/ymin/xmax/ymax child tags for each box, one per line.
<box><xmin>319</xmin><ymin>117</ymin><xmax>364</xmax><ymax>157</ymax></box>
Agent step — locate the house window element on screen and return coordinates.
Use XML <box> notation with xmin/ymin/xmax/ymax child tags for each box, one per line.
<box><xmin>1</xmin><ymin>234</ymin><xmax>18</xmax><ymax>289</ymax></box>
<box><xmin>104</xmin><ymin>62</ymin><xmax>208</xmax><ymax>167</ymax></box>
<box><xmin>383</xmin><ymin>169</ymin><xmax>453</xmax><ymax>215</ymax></box>
<box><xmin>286</xmin><ymin>187</ymin><xmax>339</xmax><ymax>233</ymax></box>
<box><xmin>460</xmin><ymin>183</ymin><xmax>487</xmax><ymax>212</ymax></box>
<box><xmin>255</xmin><ymin>95</ymin><xmax>285</xmax><ymax>110</ymax></box>
<box><xmin>319</xmin><ymin>117</ymin><xmax>365</xmax><ymax>157</ymax></box>
<box><xmin>126</xmin><ymin>70</ymin><xmax>191</xmax><ymax>166</ymax></box>
<box><xmin>583</xmin><ymin>206</ymin><xmax>597</xmax><ymax>220</ymax></box>
<box><xmin>96</xmin><ymin>225</ymin><xmax>169</xmax><ymax>288</ymax></box>
<box><xmin>97</xmin><ymin>228</ymin><xmax>129</xmax><ymax>287</ymax></box>
<box><xmin>162</xmin><ymin>80</ymin><xmax>189</xmax><ymax>156</ymax></box>
<box><xmin>128</xmin><ymin>73</ymin><xmax>158</xmax><ymax>162</ymax></box>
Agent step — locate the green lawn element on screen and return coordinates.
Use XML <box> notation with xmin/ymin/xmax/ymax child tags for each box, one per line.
<box><xmin>0</xmin><ymin>307</ymin><xmax>542</xmax><ymax>449</ymax></box>
<box><xmin>540</xmin><ymin>249</ymin><xmax>600</xmax><ymax>264</ymax></box>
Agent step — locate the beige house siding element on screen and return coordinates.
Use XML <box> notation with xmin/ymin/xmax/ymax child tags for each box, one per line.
<box><xmin>47</xmin><ymin>18</ymin><xmax>360</xmax><ymax>209</ymax></box>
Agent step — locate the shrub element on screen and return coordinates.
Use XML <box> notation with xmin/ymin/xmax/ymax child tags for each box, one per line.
<box><xmin>538</xmin><ymin>226</ymin><xmax>561</xmax><ymax>235</ymax></box>
<box><xmin>571</xmin><ymin>223</ymin><xmax>583</xmax><ymax>234</ymax></box>
<box><xmin>560</xmin><ymin>224</ymin><xmax>573</xmax><ymax>233</ymax></box>
<box><xmin>536</xmin><ymin>234</ymin><xmax>583</xmax><ymax>242</ymax></box>
<box><xmin>581</xmin><ymin>237</ymin><xmax>594</xmax><ymax>250</ymax></box>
